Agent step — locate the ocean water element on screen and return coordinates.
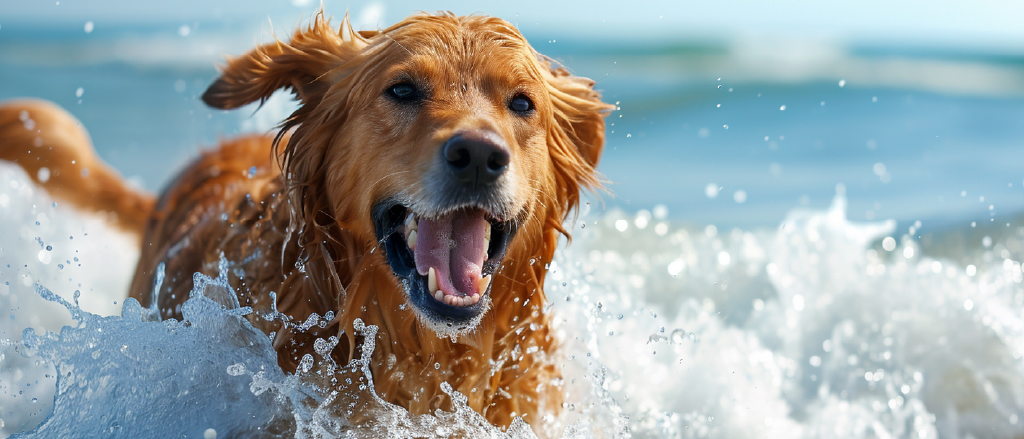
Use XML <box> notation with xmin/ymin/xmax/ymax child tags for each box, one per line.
<box><xmin>2</xmin><ymin>22</ymin><xmax>1024</xmax><ymax>439</ymax></box>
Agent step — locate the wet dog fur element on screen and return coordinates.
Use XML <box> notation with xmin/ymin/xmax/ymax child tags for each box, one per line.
<box><xmin>0</xmin><ymin>12</ymin><xmax>612</xmax><ymax>431</ymax></box>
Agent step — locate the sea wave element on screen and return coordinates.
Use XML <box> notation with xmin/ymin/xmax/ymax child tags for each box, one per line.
<box><xmin>2</xmin><ymin>162</ymin><xmax>1024</xmax><ymax>438</ymax></box>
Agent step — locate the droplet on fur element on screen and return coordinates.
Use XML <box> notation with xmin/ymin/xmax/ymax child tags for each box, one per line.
<box><xmin>226</xmin><ymin>363</ymin><xmax>246</xmax><ymax>376</ymax></box>
<box><xmin>298</xmin><ymin>354</ymin><xmax>313</xmax><ymax>373</ymax></box>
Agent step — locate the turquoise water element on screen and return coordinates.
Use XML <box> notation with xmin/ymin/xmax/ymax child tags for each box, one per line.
<box><xmin>3</xmin><ymin>26</ymin><xmax>1023</xmax><ymax>231</ymax></box>
<box><xmin>3</xmin><ymin>22</ymin><xmax>1024</xmax><ymax>439</ymax></box>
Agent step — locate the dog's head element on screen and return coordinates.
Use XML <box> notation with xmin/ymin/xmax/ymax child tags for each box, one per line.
<box><xmin>203</xmin><ymin>12</ymin><xmax>612</xmax><ymax>335</ymax></box>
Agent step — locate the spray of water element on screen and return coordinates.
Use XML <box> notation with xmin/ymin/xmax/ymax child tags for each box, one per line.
<box><xmin>3</xmin><ymin>162</ymin><xmax>1024</xmax><ymax>438</ymax></box>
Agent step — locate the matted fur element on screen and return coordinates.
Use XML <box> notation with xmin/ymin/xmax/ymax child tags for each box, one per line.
<box><xmin>0</xmin><ymin>12</ymin><xmax>612</xmax><ymax>431</ymax></box>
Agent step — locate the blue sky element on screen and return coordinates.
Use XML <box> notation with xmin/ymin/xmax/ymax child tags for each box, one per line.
<box><xmin>3</xmin><ymin>0</ymin><xmax>1024</xmax><ymax>50</ymax></box>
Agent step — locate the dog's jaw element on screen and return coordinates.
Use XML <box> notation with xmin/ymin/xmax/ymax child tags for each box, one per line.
<box><xmin>373</xmin><ymin>200</ymin><xmax>518</xmax><ymax>336</ymax></box>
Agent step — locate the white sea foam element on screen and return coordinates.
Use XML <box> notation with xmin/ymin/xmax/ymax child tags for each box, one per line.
<box><xmin>0</xmin><ymin>164</ymin><xmax>139</xmax><ymax>434</ymax></box>
<box><xmin>2</xmin><ymin>162</ymin><xmax>1024</xmax><ymax>438</ymax></box>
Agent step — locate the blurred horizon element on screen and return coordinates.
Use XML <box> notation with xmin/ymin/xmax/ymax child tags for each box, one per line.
<box><xmin>1</xmin><ymin>1</ymin><xmax>1023</xmax><ymax>231</ymax></box>
<box><xmin>3</xmin><ymin>0</ymin><xmax>1024</xmax><ymax>51</ymax></box>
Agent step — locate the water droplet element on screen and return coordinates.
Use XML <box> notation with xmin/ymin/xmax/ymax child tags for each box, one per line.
<box><xmin>298</xmin><ymin>354</ymin><xmax>314</xmax><ymax>373</ymax></box>
<box><xmin>671</xmin><ymin>329</ymin><xmax>686</xmax><ymax>344</ymax></box>
<box><xmin>226</xmin><ymin>363</ymin><xmax>246</xmax><ymax>376</ymax></box>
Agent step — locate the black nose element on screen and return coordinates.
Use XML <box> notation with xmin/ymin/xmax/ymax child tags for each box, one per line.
<box><xmin>442</xmin><ymin>132</ymin><xmax>510</xmax><ymax>186</ymax></box>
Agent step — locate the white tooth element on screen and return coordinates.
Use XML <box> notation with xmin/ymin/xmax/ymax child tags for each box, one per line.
<box><xmin>434</xmin><ymin>289</ymin><xmax>444</xmax><ymax>302</ymax></box>
<box><xmin>475</xmin><ymin>275</ymin><xmax>492</xmax><ymax>295</ymax></box>
<box><xmin>471</xmin><ymin>293</ymin><xmax>480</xmax><ymax>305</ymax></box>
<box><xmin>406</xmin><ymin>212</ymin><xmax>418</xmax><ymax>231</ymax></box>
<box><xmin>428</xmin><ymin>267</ymin><xmax>438</xmax><ymax>294</ymax></box>
<box><xmin>445</xmin><ymin>295</ymin><xmax>455</xmax><ymax>306</ymax></box>
<box><xmin>407</xmin><ymin>230</ymin><xmax>417</xmax><ymax>251</ymax></box>
<box><xmin>483</xmin><ymin>223</ymin><xmax>491</xmax><ymax>260</ymax></box>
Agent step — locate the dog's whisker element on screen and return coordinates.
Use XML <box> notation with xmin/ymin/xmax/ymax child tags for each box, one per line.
<box><xmin>365</xmin><ymin>170</ymin><xmax>411</xmax><ymax>194</ymax></box>
<box><xmin>381</xmin><ymin>33</ymin><xmax>414</xmax><ymax>56</ymax></box>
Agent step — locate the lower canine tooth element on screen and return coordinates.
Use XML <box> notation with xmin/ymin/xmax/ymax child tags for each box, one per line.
<box><xmin>428</xmin><ymin>267</ymin><xmax>438</xmax><ymax>294</ymax></box>
<box><xmin>434</xmin><ymin>289</ymin><xmax>444</xmax><ymax>302</ymax></box>
<box><xmin>471</xmin><ymin>293</ymin><xmax>480</xmax><ymax>305</ymax></box>
<box><xmin>406</xmin><ymin>213</ymin><xmax>418</xmax><ymax>231</ymax></box>
<box><xmin>407</xmin><ymin>230</ymin><xmax>417</xmax><ymax>251</ymax></box>
<box><xmin>476</xmin><ymin>275</ymin><xmax>492</xmax><ymax>295</ymax></box>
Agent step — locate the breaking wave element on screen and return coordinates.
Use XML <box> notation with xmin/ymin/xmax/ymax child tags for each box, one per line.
<box><xmin>2</xmin><ymin>162</ymin><xmax>1024</xmax><ymax>438</ymax></box>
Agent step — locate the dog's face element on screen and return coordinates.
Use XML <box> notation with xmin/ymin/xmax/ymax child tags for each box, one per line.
<box><xmin>334</xmin><ymin>19</ymin><xmax>555</xmax><ymax>331</ymax></box>
<box><xmin>203</xmin><ymin>13</ymin><xmax>610</xmax><ymax>334</ymax></box>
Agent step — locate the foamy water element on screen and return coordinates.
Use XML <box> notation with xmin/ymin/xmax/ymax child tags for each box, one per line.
<box><xmin>2</xmin><ymin>161</ymin><xmax>1023</xmax><ymax>438</ymax></box>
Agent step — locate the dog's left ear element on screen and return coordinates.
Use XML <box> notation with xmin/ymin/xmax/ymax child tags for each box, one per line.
<box><xmin>202</xmin><ymin>13</ymin><xmax>368</xmax><ymax>110</ymax></box>
<box><xmin>541</xmin><ymin>60</ymin><xmax>615</xmax><ymax>168</ymax></box>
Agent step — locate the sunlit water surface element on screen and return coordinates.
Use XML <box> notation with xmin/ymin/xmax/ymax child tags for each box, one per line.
<box><xmin>3</xmin><ymin>160</ymin><xmax>1024</xmax><ymax>438</ymax></box>
<box><xmin>3</xmin><ymin>25</ymin><xmax>1024</xmax><ymax>439</ymax></box>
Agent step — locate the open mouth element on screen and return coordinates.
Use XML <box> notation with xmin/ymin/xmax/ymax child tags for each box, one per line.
<box><xmin>373</xmin><ymin>201</ymin><xmax>516</xmax><ymax>330</ymax></box>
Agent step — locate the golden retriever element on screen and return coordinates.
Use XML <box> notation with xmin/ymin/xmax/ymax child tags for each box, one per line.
<box><xmin>0</xmin><ymin>12</ymin><xmax>611</xmax><ymax>430</ymax></box>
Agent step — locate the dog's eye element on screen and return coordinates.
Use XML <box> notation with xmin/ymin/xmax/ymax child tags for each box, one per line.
<box><xmin>509</xmin><ymin>94</ymin><xmax>534</xmax><ymax>113</ymax></box>
<box><xmin>387</xmin><ymin>82</ymin><xmax>419</xmax><ymax>102</ymax></box>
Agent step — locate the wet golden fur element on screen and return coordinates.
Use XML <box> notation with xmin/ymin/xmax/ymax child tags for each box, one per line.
<box><xmin>0</xmin><ymin>12</ymin><xmax>611</xmax><ymax>431</ymax></box>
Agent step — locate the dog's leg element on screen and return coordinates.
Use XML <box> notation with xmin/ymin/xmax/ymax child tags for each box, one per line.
<box><xmin>0</xmin><ymin>99</ymin><xmax>155</xmax><ymax>236</ymax></box>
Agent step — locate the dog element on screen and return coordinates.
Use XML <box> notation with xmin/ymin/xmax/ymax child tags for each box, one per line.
<box><xmin>0</xmin><ymin>12</ymin><xmax>612</xmax><ymax>431</ymax></box>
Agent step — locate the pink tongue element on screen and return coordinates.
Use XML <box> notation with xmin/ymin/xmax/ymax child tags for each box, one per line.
<box><xmin>414</xmin><ymin>210</ymin><xmax>488</xmax><ymax>297</ymax></box>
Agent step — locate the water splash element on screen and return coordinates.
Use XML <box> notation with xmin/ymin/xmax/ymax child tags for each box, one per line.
<box><xmin>549</xmin><ymin>186</ymin><xmax>1024</xmax><ymax>438</ymax></box>
<box><xmin>13</xmin><ymin>273</ymin><xmax>292</xmax><ymax>437</ymax></box>
<box><xmin>4</xmin><ymin>160</ymin><xmax>1024</xmax><ymax>438</ymax></box>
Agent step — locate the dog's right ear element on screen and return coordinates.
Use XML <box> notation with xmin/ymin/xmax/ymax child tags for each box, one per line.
<box><xmin>202</xmin><ymin>13</ymin><xmax>368</xmax><ymax>110</ymax></box>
